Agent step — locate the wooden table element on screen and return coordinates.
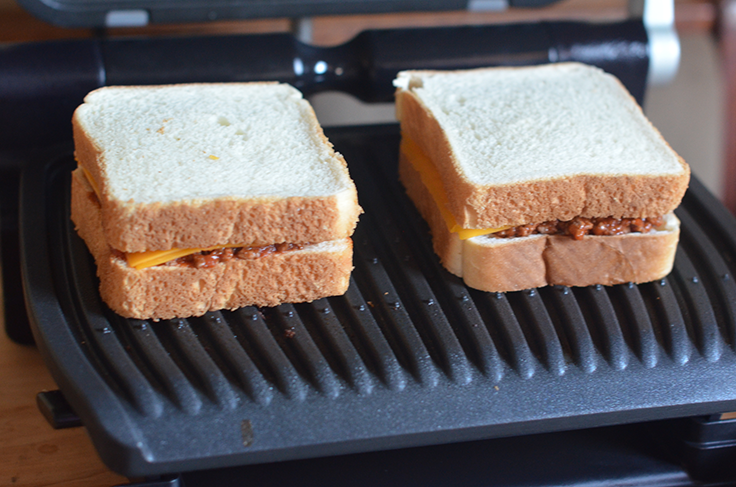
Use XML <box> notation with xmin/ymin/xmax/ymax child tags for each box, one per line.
<box><xmin>0</xmin><ymin>326</ymin><xmax>128</xmax><ymax>486</ymax></box>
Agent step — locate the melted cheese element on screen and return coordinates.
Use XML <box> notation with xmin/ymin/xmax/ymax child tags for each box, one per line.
<box><xmin>79</xmin><ymin>166</ymin><xmax>247</xmax><ymax>270</ymax></box>
<box><xmin>127</xmin><ymin>244</ymin><xmax>244</xmax><ymax>270</ymax></box>
<box><xmin>401</xmin><ymin>136</ymin><xmax>508</xmax><ymax>240</ymax></box>
<box><xmin>81</xmin><ymin>166</ymin><xmax>101</xmax><ymax>199</ymax></box>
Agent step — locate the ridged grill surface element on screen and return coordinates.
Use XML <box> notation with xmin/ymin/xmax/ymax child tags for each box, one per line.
<box><xmin>23</xmin><ymin>125</ymin><xmax>736</xmax><ymax>476</ymax></box>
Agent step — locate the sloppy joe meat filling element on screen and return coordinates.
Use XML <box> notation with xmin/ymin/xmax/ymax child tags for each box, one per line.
<box><xmin>493</xmin><ymin>216</ymin><xmax>665</xmax><ymax>240</ymax></box>
<box><xmin>110</xmin><ymin>216</ymin><xmax>665</xmax><ymax>269</ymax></box>
<box><xmin>113</xmin><ymin>243</ymin><xmax>304</xmax><ymax>269</ymax></box>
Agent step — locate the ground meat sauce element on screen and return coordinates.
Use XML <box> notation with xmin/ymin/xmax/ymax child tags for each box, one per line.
<box><xmin>111</xmin><ymin>248</ymin><xmax>127</xmax><ymax>261</ymax></box>
<box><xmin>150</xmin><ymin>243</ymin><xmax>304</xmax><ymax>269</ymax></box>
<box><xmin>493</xmin><ymin>216</ymin><xmax>665</xmax><ymax>241</ymax></box>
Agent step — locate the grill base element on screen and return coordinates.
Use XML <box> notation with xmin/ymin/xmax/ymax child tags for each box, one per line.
<box><xmin>20</xmin><ymin>124</ymin><xmax>736</xmax><ymax>477</ymax></box>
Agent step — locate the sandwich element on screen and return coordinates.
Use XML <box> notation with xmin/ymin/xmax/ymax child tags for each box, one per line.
<box><xmin>394</xmin><ymin>63</ymin><xmax>690</xmax><ymax>292</ymax></box>
<box><xmin>71</xmin><ymin>83</ymin><xmax>361</xmax><ymax>320</ymax></box>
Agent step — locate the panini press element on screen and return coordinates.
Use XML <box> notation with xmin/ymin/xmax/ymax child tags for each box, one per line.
<box><xmin>3</xmin><ymin>0</ymin><xmax>736</xmax><ymax>485</ymax></box>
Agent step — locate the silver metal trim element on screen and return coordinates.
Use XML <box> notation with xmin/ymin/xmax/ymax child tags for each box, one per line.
<box><xmin>630</xmin><ymin>0</ymin><xmax>681</xmax><ymax>85</ymax></box>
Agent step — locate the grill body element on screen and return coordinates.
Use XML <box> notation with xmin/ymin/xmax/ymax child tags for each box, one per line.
<box><xmin>19</xmin><ymin>125</ymin><xmax>736</xmax><ymax>477</ymax></box>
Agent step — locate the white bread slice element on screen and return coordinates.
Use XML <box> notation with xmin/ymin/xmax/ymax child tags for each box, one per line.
<box><xmin>399</xmin><ymin>153</ymin><xmax>680</xmax><ymax>292</ymax></box>
<box><xmin>394</xmin><ymin>63</ymin><xmax>690</xmax><ymax>229</ymax></box>
<box><xmin>73</xmin><ymin>83</ymin><xmax>361</xmax><ymax>253</ymax></box>
<box><xmin>71</xmin><ymin>168</ymin><xmax>353</xmax><ymax>320</ymax></box>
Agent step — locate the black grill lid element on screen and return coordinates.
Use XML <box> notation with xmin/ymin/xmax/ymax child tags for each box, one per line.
<box><xmin>20</xmin><ymin>124</ymin><xmax>736</xmax><ymax>477</ymax></box>
<box><xmin>16</xmin><ymin>0</ymin><xmax>562</xmax><ymax>28</ymax></box>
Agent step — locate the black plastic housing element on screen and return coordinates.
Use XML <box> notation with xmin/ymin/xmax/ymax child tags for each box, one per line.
<box><xmin>651</xmin><ymin>414</ymin><xmax>736</xmax><ymax>483</ymax></box>
<box><xmin>176</xmin><ymin>423</ymin><xmax>694</xmax><ymax>487</ymax></box>
<box><xmin>16</xmin><ymin>0</ymin><xmax>561</xmax><ymax>28</ymax></box>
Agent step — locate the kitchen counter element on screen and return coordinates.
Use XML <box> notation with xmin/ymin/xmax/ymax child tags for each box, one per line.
<box><xmin>0</xmin><ymin>328</ymin><xmax>127</xmax><ymax>486</ymax></box>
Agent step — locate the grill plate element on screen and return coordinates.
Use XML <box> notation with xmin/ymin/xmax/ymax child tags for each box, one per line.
<box><xmin>20</xmin><ymin>124</ymin><xmax>736</xmax><ymax>476</ymax></box>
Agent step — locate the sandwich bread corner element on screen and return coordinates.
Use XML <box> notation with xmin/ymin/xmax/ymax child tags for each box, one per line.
<box><xmin>394</xmin><ymin>62</ymin><xmax>690</xmax><ymax>292</ymax></box>
<box><xmin>71</xmin><ymin>82</ymin><xmax>361</xmax><ymax>320</ymax></box>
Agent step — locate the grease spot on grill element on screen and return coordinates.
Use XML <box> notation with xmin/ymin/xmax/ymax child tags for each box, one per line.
<box><xmin>241</xmin><ymin>419</ymin><xmax>254</xmax><ymax>447</ymax></box>
<box><xmin>284</xmin><ymin>328</ymin><xmax>296</xmax><ymax>338</ymax></box>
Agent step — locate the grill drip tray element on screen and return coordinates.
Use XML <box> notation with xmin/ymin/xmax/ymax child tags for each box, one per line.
<box><xmin>20</xmin><ymin>124</ymin><xmax>736</xmax><ymax>476</ymax></box>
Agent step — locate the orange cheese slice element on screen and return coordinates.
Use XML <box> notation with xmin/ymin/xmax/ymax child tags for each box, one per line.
<box><xmin>127</xmin><ymin>244</ymin><xmax>244</xmax><ymax>270</ymax></box>
<box><xmin>80</xmin><ymin>166</ymin><xmax>101</xmax><ymax>199</ymax></box>
<box><xmin>401</xmin><ymin>136</ymin><xmax>508</xmax><ymax>240</ymax></box>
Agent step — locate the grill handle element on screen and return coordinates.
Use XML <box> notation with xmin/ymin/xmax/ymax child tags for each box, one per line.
<box><xmin>0</xmin><ymin>20</ymin><xmax>647</xmax><ymax>150</ymax></box>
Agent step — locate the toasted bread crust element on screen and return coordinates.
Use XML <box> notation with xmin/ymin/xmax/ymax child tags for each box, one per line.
<box><xmin>71</xmin><ymin>173</ymin><xmax>353</xmax><ymax>320</ymax></box>
<box><xmin>399</xmin><ymin>154</ymin><xmax>679</xmax><ymax>292</ymax></box>
<box><xmin>395</xmin><ymin>76</ymin><xmax>690</xmax><ymax>229</ymax></box>
<box><xmin>72</xmin><ymin>84</ymin><xmax>361</xmax><ymax>253</ymax></box>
